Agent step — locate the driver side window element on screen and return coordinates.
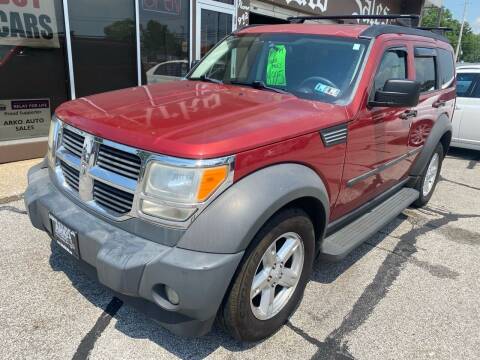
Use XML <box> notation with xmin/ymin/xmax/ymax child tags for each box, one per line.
<box><xmin>374</xmin><ymin>49</ymin><xmax>408</xmax><ymax>93</ymax></box>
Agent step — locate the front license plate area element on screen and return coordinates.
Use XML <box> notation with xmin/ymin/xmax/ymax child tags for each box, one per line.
<box><xmin>49</xmin><ymin>214</ymin><xmax>80</xmax><ymax>259</ymax></box>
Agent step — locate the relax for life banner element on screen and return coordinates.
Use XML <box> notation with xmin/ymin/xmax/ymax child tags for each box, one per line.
<box><xmin>0</xmin><ymin>0</ymin><xmax>60</xmax><ymax>48</ymax></box>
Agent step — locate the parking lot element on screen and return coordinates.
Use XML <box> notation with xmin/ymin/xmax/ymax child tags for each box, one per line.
<box><xmin>1</xmin><ymin>148</ymin><xmax>479</xmax><ymax>360</ymax></box>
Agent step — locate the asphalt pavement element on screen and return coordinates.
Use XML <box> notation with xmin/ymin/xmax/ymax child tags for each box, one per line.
<box><xmin>0</xmin><ymin>148</ymin><xmax>479</xmax><ymax>360</ymax></box>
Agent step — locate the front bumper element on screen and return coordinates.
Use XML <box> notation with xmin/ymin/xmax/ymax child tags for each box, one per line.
<box><xmin>24</xmin><ymin>160</ymin><xmax>243</xmax><ymax>337</ymax></box>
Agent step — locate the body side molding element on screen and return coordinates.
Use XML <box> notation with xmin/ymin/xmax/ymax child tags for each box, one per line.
<box><xmin>347</xmin><ymin>147</ymin><xmax>422</xmax><ymax>187</ymax></box>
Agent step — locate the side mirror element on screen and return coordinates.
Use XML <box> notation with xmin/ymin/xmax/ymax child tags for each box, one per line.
<box><xmin>369</xmin><ymin>79</ymin><xmax>421</xmax><ymax>108</ymax></box>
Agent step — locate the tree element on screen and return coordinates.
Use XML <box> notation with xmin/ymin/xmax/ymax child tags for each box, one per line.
<box><xmin>421</xmin><ymin>7</ymin><xmax>480</xmax><ymax>63</ymax></box>
<box><xmin>104</xmin><ymin>19</ymin><xmax>135</xmax><ymax>43</ymax></box>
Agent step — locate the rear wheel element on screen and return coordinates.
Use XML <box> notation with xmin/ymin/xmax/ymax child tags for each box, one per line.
<box><xmin>412</xmin><ymin>143</ymin><xmax>444</xmax><ymax>207</ymax></box>
<box><xmin>220</xmin><ymin>208</ymin><xmax>315</xmax><ymax>341</ymax></box>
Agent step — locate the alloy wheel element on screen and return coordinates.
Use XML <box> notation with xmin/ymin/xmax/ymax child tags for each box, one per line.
<box><xmin>250</xmin><ymin>232</ymin><xmax>305</xmax><ymax>320</ymax></box>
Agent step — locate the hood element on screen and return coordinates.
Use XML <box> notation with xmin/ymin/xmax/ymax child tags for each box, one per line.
<box><xmin>56</xmin><ymin>81</ymin><xmax>348</xmax><ymax>159</ymax></box>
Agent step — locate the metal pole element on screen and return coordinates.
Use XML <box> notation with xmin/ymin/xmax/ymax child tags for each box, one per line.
<box><xmin>62</xmin><ymin>0</ymin><xmax>76</xmax><ymax>99</ymax></box>
<box><xmin>455</xmin><ymin>0</ymin><xmax>468</xmax><ymax>62</ymax></box>
<box><xmin>436</xmin><ymin>3</ymin><xmax>443</xmax><ymax>27</ymax></box>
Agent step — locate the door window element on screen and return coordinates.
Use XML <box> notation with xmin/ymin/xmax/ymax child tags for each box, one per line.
<box><xmin>414</xmin><ymin>52</ymin><xmax>437</xmax><ymax>93</ymax></box>
<box><xmin>456</xmin><ymin>73</ymin><xmax>479</xmax><ymax>97</ymax></box>
<box><xmin>438</xmin><ymin>48</ymin><xmax>455</xmax><ymax>89</ymax></box>
<box><xmin>373</xmin><ymin>49</ymin><xmax>407</xmax><ymax>93</ymax></box>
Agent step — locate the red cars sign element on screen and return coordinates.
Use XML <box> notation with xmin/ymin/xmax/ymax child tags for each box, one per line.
<box><xmin>0</xmin><ymin>0</ymin><xmax>59</xmax><ymax>48</ymax></box>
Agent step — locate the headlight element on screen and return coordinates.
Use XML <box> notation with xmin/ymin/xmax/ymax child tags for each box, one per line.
<box><xmin>47</xmin><ymin>115</ymin><xmax>61</xmax><ymax>167</ymax></box>
<box><xmin>139</xmin><ymin>158</ymin><xmax>233</xmax><ymax>223</ymax></box>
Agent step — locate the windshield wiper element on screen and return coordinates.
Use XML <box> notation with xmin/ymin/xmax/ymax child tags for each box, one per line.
<box><xmin>189</xmin><ymin>74</ymin><xmax>223</xmax><ymax>84</ymax></box>
<box><xmin>230</xmin><ymin>80</ymin><xmax>293</xmax><ymax>95</ymax></box>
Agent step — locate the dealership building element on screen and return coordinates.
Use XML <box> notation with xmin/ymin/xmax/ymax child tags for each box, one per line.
<box><xmin>0</xmin><ymin>0</ymin><xmax>439</xmax><ymax>163</ymax></box>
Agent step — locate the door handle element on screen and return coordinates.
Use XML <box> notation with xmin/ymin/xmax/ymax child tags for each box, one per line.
<box><xmin>400</xmin><ymin>110</ymin><xmax>417</xmax><ymax>120</ymax></box>
<box><xmin>433</xmin><ymin>100</ymin><xmax>446</xmax><ymax>108</ymax></box>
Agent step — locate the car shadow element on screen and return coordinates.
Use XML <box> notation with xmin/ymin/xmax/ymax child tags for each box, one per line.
<box><xmin>447</xmin><ymin>147</ymin><xmax>480</xmax><ymax>168</ymax></box>
<box><xmin>310</xmin><ymin>215</ymin><xmax>403</xmax><ymax>284</ymax></box>
<box><xmin>48</xmin><ymin>218</ymin><xmax>400</xmax><ymax>359</ymax></box>
<box><xmin>48</xmin><ymin>242</ymin><xmax>256</xmax><ymax>359</ymax></box>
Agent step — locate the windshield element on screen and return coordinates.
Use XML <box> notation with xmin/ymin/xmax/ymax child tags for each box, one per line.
<box><xmin>188</xmin><ymin>33</ymin><xmax>369</xmax><ymax>104</ymax></box>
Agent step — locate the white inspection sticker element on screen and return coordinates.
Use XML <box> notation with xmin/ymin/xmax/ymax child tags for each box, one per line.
<box><xmin>353</xmin><ymin>43</ymin><xmax>361</xmax><ymax>51</ymax></box>
<box><xmin>314</xmin><ymin>83</ymin><xmax>341</xmax><ymax>97</ymax></box>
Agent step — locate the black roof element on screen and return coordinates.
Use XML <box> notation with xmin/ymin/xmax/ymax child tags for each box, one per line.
<box><xmin>360</xmin><ymin>24</ymin><xmax>450</xmax><ymax>43</ymax></box>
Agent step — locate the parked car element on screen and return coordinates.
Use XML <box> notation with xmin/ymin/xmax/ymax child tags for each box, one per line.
<box><xmin>25</xmin><ymin>18</ymin><xmax>456</xmax><ymax>341</ymax></box>
<box><xmin>146</xmin><ymin>60</ymin><xmax>189</xmax><ymax>84</ymax></box>
<box><xmin>451</xmin><ymin>64</ymin><xmax>480</xmax><ymax>150</ymax></box>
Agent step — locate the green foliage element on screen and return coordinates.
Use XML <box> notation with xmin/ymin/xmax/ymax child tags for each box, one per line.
<box><xmin>421</xmin><ymin>7</ymin><xmax>480</xmax><ymax>63</ymax></box>
<box><xmin>104</xmin><ymin>19</ymin><xmax>135</xmax><ymax>42</ymax></box>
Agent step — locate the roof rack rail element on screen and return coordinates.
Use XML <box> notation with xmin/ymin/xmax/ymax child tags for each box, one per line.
<box><xmin>287</xmin><ymin>14</ymin><xmax>420</xmax><ymax>26</ymax></box>
<box><xmin>417</xmin><ymin>26</ymin><xmax>453</xmax><ymax>35</ymax></box>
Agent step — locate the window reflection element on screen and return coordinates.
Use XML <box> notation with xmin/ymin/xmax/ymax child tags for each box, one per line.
<box><xmin>0</xmin><ymin>0</ymin><xmax>68</xmax><ymax>142</ymax></box>
<box><xmin>140</xmin><ymin>0</ymin><xmax>190</xmax><ymax>84</ymax></box>
<box><xmin>69</xmin><ymin>0</ymin><xmax>137</xmax><ymax>97</ymax></box>
<box><xmin>200</xmin><ymin>10</ymin><xmax>232</xmax><ymax>58</ymax></box>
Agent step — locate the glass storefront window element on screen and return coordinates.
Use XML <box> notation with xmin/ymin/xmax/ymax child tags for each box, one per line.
<box><xmin>0</xmin><ymin>0</ymin><xmax>68</xmax><ymax>142</ymax></box>
<box><xmin>68</xmin><ymin>0</ymin><xmax>137</xmax><ymax>97</ymax></box>
<box><xmin>140</xmin><ymin>0</ymin><xmax>190</xmax><ymax>84</ymax></box>
<box><xmin>200</xmin><ymin>9</ymin><xmax>232</xmax><ymax>58</ymax></box>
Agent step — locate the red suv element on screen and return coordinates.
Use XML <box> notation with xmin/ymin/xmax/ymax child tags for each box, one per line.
<box><xmin>25</xmin><ymin>17</ymin><xmax>456</xmax><ymax>341</ymax></box>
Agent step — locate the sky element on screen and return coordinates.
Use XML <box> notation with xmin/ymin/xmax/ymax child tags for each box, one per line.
<box><xmin>443</xmin><ymin>0</ymin><xmax>480</xmax><ymax>34</ymax></box>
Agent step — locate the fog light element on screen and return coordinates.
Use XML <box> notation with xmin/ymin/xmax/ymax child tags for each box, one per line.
<box><xmin>165</xmin><ymin>286</ymin><xmax>180</xmax><ymax>305</ymax></box>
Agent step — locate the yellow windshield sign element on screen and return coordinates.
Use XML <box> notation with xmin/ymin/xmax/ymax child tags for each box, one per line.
<box><xmin>266</xmin><ymin>45</ymin><xmax>287</xmax><ymax>86</ymax></box>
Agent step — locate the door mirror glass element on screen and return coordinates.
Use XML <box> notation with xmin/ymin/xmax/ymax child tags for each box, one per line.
<box><xmin>369</xmin><ymin>79</ymin><xmax>421</xmax><ymax>108</ymax></box>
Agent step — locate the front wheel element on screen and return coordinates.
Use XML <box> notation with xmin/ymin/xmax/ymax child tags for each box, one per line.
<box><xmin>220</xmin><ymin>208</ymin><xmax>315</xmax><ymax>341</ymax></box>
<box><xmin>412</xmin><ymin>142</ymin><xmax>444</xmax><ymax>207</ymax></box>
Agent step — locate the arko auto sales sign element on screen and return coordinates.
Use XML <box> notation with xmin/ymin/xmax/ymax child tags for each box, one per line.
<box><xmin>0</xmin><ymin>99</ymin><xmax>51</xmax><ymax>141</ymax></box>
<box><xmin>0</xmin><ymin>0</ymin><xmax>59</xmax><ymax>48</ymax></box>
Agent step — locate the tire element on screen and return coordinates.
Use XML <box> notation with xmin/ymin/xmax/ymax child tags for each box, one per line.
<box><xmin>220</xmin><ymin>208</ymin><xmax>315</xmax><ymax>342</ymax></box>
<box><xmin>412</xmin><ymin>142</ymin><xmax>444</xmax><ymax>208</ymax></box>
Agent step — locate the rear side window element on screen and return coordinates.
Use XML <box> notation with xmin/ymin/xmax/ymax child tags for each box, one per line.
<box><xmin>415</xmin><ymin>48</ymin><xmax>437</xmax><ymax>92</ymax></box>
<box><xmin>456</xmin><ymin>73</ymin><xmax>479</xmax><ymax>97</ymax></box>
<box><xmin>471</xmin><ymin>83</ymin><xmax>480</xmax><ymax>98</ymax></box>
<box><xmin>437</xmin><ymin>49</ymin><xmax>455</xmax><ymax>89</ymax></box>
<box><xmin>373</xmin><ymin>49</ymin><xmax>408</xmax><ymax>93</ymax></box>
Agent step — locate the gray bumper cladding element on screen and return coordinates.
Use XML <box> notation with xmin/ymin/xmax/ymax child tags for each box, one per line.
<box><xmin>24</xmin><ymin>166</ymin><xmax>244</xmax><ymax>337</ymax></box>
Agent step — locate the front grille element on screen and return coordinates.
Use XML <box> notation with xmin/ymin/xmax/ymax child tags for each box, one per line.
<box><xmin>62</xmin><ymin>128</ymin><xmax>85</xmax><ymax>157</ymax></box>
<box><xmin>93</xmin><ymin>181</ymin><xmax>134</xmax><ymax>215</ymax></box>
<box><xmin>60</xmin><ymin>161</ymin><xmax>80</xmax><ymax>192</ymax></box>
<box><xmin>97</xmin><ymin>144</ymin><xmax>141</xmax><ymax>180</ymax></box>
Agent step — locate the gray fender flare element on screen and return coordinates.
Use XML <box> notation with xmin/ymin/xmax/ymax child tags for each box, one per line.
<box><xmin>409</xmin><ymin>114</ymin><xmax>452</xmax><ymax>178</ymax></box>
<box><xmin>177</xmin><ymin>164</ymin><xmax>330</xmax><ymax>254</ymax></box>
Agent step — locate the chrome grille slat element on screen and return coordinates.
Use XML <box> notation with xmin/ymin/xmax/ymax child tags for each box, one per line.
<box><xmin>94</xmin><ymin>186</ymin><xmax>133</xmax><ymax>206</ymax></box>
<box><xmin>97</xmin><ymin>151</ymin><xmax>141</xmax><ymax>167</ymax></box>
<box><xmin>93</xmin><ymin>181</ymin><xmax>134</xmax><ymax>215</ymax></box>
<box><xmin>62</xmin><ymin>128</ymin><xmax>85</xmax><ymax>157</ymax></box>
<box><xmin>97</xmin><ymin>144</ymin><xmax>141</xmax><ymax>180</ymax></box>
<box><xmin>93</xmin><ymin>192</ymin><xmax>131</xmax><ymax>213</ymax></box>
<box><xmin>95</xmin><ymin>161</ymin><xmax>140</xmax><ymax>179</ymax></box>
<box><xmin>60</xmin><ymin>161</ymin><xmax>80</xmax><ymax>191</ymax></box>
<box><xmin>64</xmin><ymin>143</ymin><xmax>82</xmax><ymax>157</ymax></box>
<box><xmin>94</xmin><ymin>196</ymin><xmax>129</xmax><ymax>214</ymax></box>
<box><xmin>58</xmin><ymin>125</ymin><xmax>140</xmax><ymax>217</ymax></box>
<box><xmin>97</xmin><ymin>158</ymin><xmax>140</xmax><ymax>175</ymax></box>
<box><xmin>64</xmin><ymin>134</ymin><xmax>83</xmax><ymax>147</ymax></box>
